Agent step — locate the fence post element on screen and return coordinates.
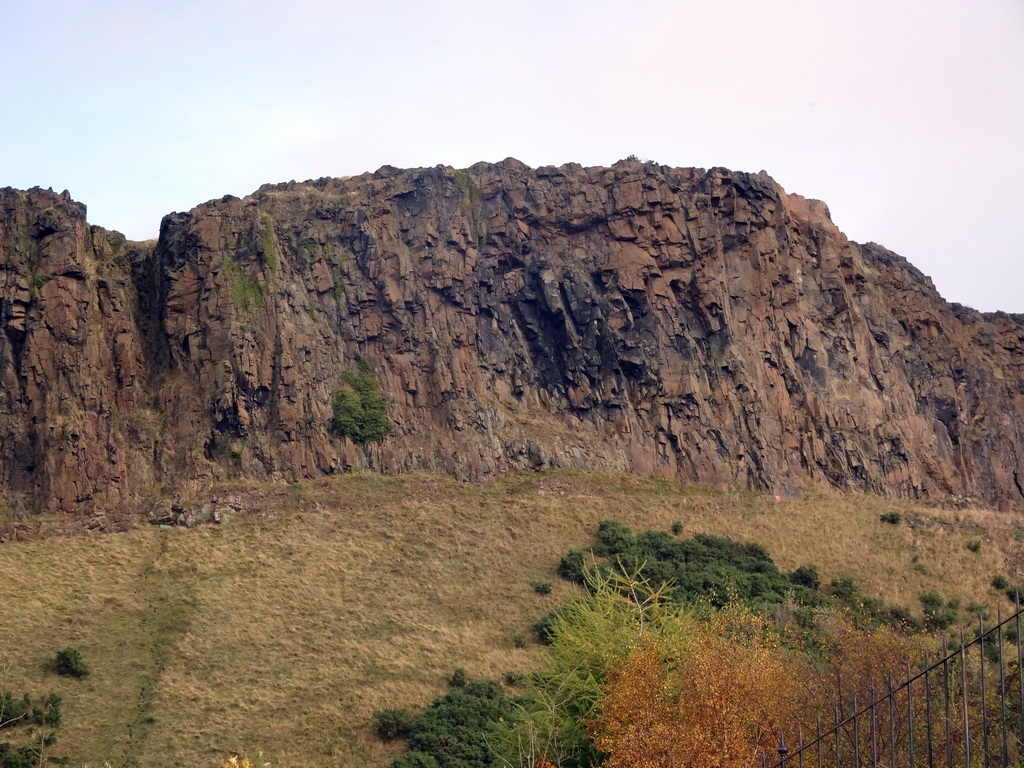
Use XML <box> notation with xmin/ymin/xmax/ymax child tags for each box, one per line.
<box><xmin>853</xmin><ymin>693</ymin><xmax>860</xmax><ymax>768</ymax></box>
<box><xmin>942</xmin><ymin>637</ymin><xmax>952</xmax><ymax>768</ymax></box>
<box><xmin>888</xmin><ymin>672</ymin><xmax>896</xmax><ymax>768</ymax></box>
<box><xmin>979</xmin><ymin>614</ymin><xmax>989</xmax><ymax>767</ymax></box>
<box><xmin>960</xmin><ymin>627</ymin><xmax>971</xmax><ymax>768</ymax></box>
<box><xmin>997</xmin><ymin>604</ymin><xmax>1008</xmax><ymax>767</ymax></box>
<box><xmin>1018</xmin><ymin>593</ymin><xmax>1023</xmax><ymax>760</ymax></box>
<box><xmin>907</xmin><ymin>659</ymin><xmax>915</xmax><ymax>768</ymax></box>
<box><xmin>924</xmin><ymin>651</ymin><xmax>934</xmax><ymax>767</ymax></box>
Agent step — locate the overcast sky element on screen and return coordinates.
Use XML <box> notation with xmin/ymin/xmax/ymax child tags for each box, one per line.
<box><xmin>2</xmin><ymin>0</ymin><xmax>1022</xmax><ymax>312</ymax></box>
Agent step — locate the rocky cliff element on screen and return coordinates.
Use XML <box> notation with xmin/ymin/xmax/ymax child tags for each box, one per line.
<box><xmin>2</xmin><ymin>159</ymin><xmax>1023</xmax><ymax>520</ymax></box>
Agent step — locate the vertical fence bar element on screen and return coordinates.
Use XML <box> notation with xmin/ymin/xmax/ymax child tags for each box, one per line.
<box><xmin>798</xmin><ymin>725</ymin><xmax>804</xmax><ymax>768</ymax></box>
<box><xmin>943</xmin><ymin>637</ymin><xmax>952</xmax><ymax>768</ymax></box>
<box><xmin>961</xmin><ymin>627</ymin><xmax>971</xmax><ymax>768</ymax></box>
<box><xmin>924</xmin><ymin>652</ymin><xmax>934</xmax><ymax>767</ymax></box>
<box><xmin>979</xmin><ymin>615</ymin><xmax>989</xmax><ymax>767</ymax></box>
<box><xmin>888</xmin><ymin>673</ymin><xmax>896</xmax><ymax>768</ymax></box>
<box><xmin>870</xmin><ymin>686</ymin><xmax>878</xmax><ymax>768</ymax></box>
<box><xmin>762</xmin><ymin>747</ymin><xmax>767</xmax><ymax>768</ymax></box>
<box><xmin>997</xmin><ymin>604</ymin><xmax>1008</xmax><ymax>767</ymax></box>
<box><xmin>1018</xmin><ymin>593</ymin><xmax>1023</xmax><ymax>758</ymax></box>
<box><xmin>778</xmin><ymin>732</ymin><xmax>789</xmax><ymax>768</ymax></box>
<box><xmin>853</xmin><ymin>694</ymin><xmax>860</xmax><ymax>768</ymax></box>
<box><xmin>835</xmin><ymin>704</ymin><xmax>841</xmax><ymax>768</ymax></box>
<box><xmin>908</xmin><ymin>660</ymin><xmax>915</xmax><ymax>768</ymax></box>
<box><xmin>816</xmin><ymin>717</ymin><xmax>822</xmax><ymax>768</ymax></box>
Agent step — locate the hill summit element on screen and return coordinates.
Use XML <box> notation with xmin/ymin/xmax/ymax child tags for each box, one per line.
<box><xmin>1</xmin><ymin>159</ymin><xmax>1022</xmax><ymax>517</ymax></box>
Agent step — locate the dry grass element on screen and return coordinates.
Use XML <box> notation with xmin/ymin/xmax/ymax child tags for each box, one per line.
<box><xmin>0</xmin><ymin>470</ymin><xmax>1021</xmax><ymax>767</ymax></box>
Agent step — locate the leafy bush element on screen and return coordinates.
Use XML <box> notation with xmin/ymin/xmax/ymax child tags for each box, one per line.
<box><xmin>593</xmin><ymin>520</ymin><xmax>633</xmax><ymax>556</ymax></box>
<box><xmin>670</xmin><ymin>521</ymin><xmax>683</xmax><ymax>535</ymax></box>
<box><xmin>1003</xmin><ymin>582</ymin><xmax>1023</xmax><ymax>603</ymax></box>
<box><xmin>992</xmin><ymin>574</ymin><xmax>1010</xmax><ymax>591</ymax></box>
<box><xmin>829</xmin><ymin>577</ymin><xmax>858</xmax><ymax>601</ymax></box>
<box><xmin>448</xmin><ymin>668</ymin><xmax>468</xmax><ymax>689</ymax></box>
<box><xmin>331</xmin><ymin>361</ymin><xmax>391</xmax><ymax>444</ymax></box>
<box><xmin>556</xmin><ymin>551</ymin><xmax>586</xmax><ymax>584</ymax></box>
<box><xmin>373</xmin><ymin>708</ymin><xmax>413</xmax><ymax>740</ymax></box>
<box><xmin>530</xmin><ymin>581</ymin><xmax>552</xmax><ymax>595</ymax></box>
<box><xmin>533</xmin><ymin>610</ymin><xmax>560</xmax><ymax>644</ymax></box>
<box><xmin>0</xmin><ymin>692</ymin><xmax>28</xmax><ymax>730</ymax></box>
<box><xmin>0</xmin><ymin>733</ymin><xmax>56</xmax><ymax>768</ymax></box>
<box><xmin>920</xmin><ymin>592</ymin><xmax>959</xmax><ymax>630</ymax></box>
<box><xmin>394</xmin><ymin>677</ymin><xmax>521</xmax><ymax>768</ymax></box>
<box><xmin>392</xmin><ymin>754</ymin><xmax>439</xmax><ymax>768</ymax></box>
<box><xmin>965</xmin><ymin>538</ymin><xmax>981</xmax><ymax>553</ymax></box>
<box><xmin>552</xmin><ymin>522</ymin><xmax>916</xmax><ymax>630</ymax></box>
<box><xmin>879</xmin><ymin>511</ymin><xmax>902</xmax><ymax>525</ymax></box>
<box><xmin>579</xmin><ymin>526</ymin><xmax>823</xmax><ymax>610</ymax></box>
<box><xmin>54</xmin><ymin>647</ymin><xmax>88</xmax><ymax>678</ymax></box>
<box><xmin>790</xmin><ymin>565</ymin><xmax>820</xmax><ymax>590</ymax></box>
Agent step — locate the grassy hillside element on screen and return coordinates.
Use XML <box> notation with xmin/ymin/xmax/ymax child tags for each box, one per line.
<box><xmin>1</xmin><ymin>470</ymin><xmax>1021</xmax><ymax>767</ymax></box>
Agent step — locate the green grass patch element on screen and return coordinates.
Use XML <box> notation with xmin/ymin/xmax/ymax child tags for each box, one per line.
<box><xmin>223</xmin><ymin>256</ymin><xmax>268</xmax><ymax>314</ymax></box>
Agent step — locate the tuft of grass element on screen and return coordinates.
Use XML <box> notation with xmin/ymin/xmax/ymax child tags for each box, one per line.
<box><xmin>223</xmin><ymin>256</ymin><xmax>268</xmax><ymax>314</ymax></box>
<box><xmin>257</xmin><ymin>213</ymin><xmax>278</xmax><ymax>271</ymax></box>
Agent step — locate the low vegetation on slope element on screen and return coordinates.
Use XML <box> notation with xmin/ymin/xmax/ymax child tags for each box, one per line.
<box><xmin>0</xmin><ymin>471</ymin><xmax>1021</xmax><ymax>767</ymax></box>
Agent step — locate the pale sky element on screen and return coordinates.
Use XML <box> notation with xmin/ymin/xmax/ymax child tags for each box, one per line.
<box><xmin>3</xmin><ymin>0</ymin><xmax>1022</xmax><ymax>312</ymax></box>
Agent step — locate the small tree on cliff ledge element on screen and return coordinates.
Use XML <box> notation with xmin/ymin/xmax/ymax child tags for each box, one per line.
<box><xmin>331</xmin><ymin>361</ymin><xmax>391</xmax><ymax>443</ymax></box>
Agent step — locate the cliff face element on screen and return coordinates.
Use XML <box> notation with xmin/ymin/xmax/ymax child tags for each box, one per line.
<box><xmin>2</xmin><ymin>159</ymin><xmax>1023</xmax><ymax>518</ymax></box>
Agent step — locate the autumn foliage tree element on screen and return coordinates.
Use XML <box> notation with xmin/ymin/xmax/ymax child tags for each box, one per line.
<box><xmin>587</xmin><ymin>606</ymin><xmax>802</xmax><ymax>768</ymax></box>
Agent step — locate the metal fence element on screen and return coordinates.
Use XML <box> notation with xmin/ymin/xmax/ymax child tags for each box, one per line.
<box><xmin>755</xmin><ymin>600</ymin><xmax>1023</xmax><ymax>768</ymax></box>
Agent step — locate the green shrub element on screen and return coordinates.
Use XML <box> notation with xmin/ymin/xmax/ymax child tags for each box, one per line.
<box><xmin>448</xmin><ymin>668</ymin><xmax>468</xmax><ymax>689</ymax></box>
<box><xmin>790</xmin><ymin>565</ymin><xmax>820</xmax><ymax>590</ymax></box>
<box><xmin>530</xmin><ymin>581</ymin><xmax>552</xmax><ymax>595</ymax></box>
<box><xmin>556</xmin><ymin>551</ymin><xmax>586</xmax><ymax>584</ymax></box>
<box><xmin>0</xmin><ymin>691</ymin><xmax>29</xmax><ymax>729</ymax></box>
<box><xmin>0</xmin><ymin>733</ymin><xmax>56</xmax><ymax>768</ymax></box>
<box><xmin>533</xmin><ymin>610</ymin><xmax>560</xmax><ymax>644</ymax></box>
<box><xmin>670</xmin><ymin>521</ymin><xmax>683</xmax><ymax>535</ymax></box>
<box><xmin>965</xmin><ymin>538</ymin><xmax>981</xmax><ymax>553</ymax></box>
<box><xmin>593</xmin><ymin>520</ymin><xmax>633</xmax><ymax>556</ymax></box>
<box><xmin>879</xmin><ymin>511</ymin><xmax>902</xmax><ymax>525</ymax></box>
<box><xmin>373</xmin><ymin>708</ymin><xmax>413</xmax><ymax>741</ymax></box>
<box><xmin>388</xmin><ymin>677</ymin><xmax>519</xmax><ymax>768</ymax></box>
<box><xmin>991</xmin><ymin>574</ymin><xmax>1009</xmax><ymax>591</ymax></box>
<box><xmin>391</xmin><ymin>753</ymin><xmax>439</xmax><ymax>768</ymax></box>
<box><xmin>331</xmin><ymin>361</ymin><xmax>391</xmax><ymax>443</ymax></box>
<box><xmin>829</xmin><ymin>577</ymin><xmax>858</xmax><ymax>601</ymax></box>
<box><xmin>54</xmin><ymin>647</ymin><xmax>88</xmax><ymax>678</ymax></box>
<box><xmin>920</xmin><ymin>592</ymin><xmax>959</xmax><ymax>630</ymax></box>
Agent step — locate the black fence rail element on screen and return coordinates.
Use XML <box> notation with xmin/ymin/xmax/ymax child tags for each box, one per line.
<box><xmin>755</xmin><ymin>599</ymin><xmax>1023</xmax><ymax>768</ymax></box>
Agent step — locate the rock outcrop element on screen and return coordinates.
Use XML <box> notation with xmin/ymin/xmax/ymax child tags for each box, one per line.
<box><xmin>2</xmin><ymin>159</ymin><xmax>1023</xmax><ymax>517</ymax></box>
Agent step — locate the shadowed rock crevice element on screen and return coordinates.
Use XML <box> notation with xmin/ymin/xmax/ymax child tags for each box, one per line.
<box><xmin>1</xmin><ymin>159</ymin><xmax>1023</xmax><ymax>516</ymax></box>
